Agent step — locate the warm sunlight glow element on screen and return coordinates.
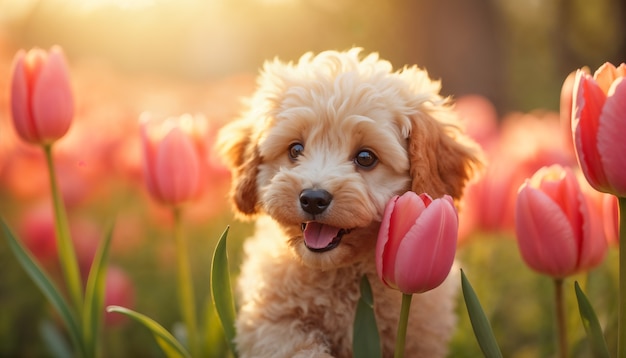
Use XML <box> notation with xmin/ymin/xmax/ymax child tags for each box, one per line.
<box><xmin>67</xmin><ymin>0</ymin><xmax>160</xmax><ymax>13</ymax></box>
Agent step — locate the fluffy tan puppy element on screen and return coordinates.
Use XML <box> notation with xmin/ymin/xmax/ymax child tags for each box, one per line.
<box><xmin>217</xmin><ymin>48</ymin><xmax>482</xmax><ymax>358</ymax></box>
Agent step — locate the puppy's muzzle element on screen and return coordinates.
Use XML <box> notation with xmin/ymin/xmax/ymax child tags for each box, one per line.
<box><xmin>299</xmin><ymin>189</ymin><xmax>333</xmax><ymax>215</ymax></box>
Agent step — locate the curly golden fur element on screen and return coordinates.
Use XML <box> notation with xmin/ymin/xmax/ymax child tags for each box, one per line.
<box><xmin>217</xmin><ymin>48</ymin><xmax>482</xmax><ymax>358</ymax></box>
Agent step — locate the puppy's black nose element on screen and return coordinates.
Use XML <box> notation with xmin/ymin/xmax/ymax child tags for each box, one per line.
<box><xmin>299</xmin><ymin>189</ymin><xmax>333</xmax><ymax>215</ymax></box>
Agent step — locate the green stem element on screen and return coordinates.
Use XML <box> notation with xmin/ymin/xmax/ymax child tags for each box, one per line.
<box><xmin>554</xmin><ymin>278</ymin><xmax>567</xmax><ymax>358</ymax></box>
<box><xmin>618</xmin><ymin>197</ymin><xmax>626</xmax><ymax>357</ymax></box>
<box><xmin>43</xmin><ymin>144</ymin><xmax>83</xmax><ymax>310</ymax></box>
<box><xmin>173</xmin><ymin>207</ymin><xmax>199</xmax><ymax>357</ymax></box>
<box><xmin>395</xmin><ymin>293</ymin><xmax>413</xmax><ymax>358</ymax></box>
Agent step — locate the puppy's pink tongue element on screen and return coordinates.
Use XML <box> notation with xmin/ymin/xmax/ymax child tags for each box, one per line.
<box><xmin>303</xmin><ymin>222</ymin><xmax>341</xmax><ymax>249</ymax></box>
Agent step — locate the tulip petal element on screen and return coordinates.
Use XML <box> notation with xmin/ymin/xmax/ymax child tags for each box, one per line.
<box><xmin>560</xmin><ymin>70</ymin><xmax>576</xmax><ymax>152</ymax></box>
<box><xmin>572</xmin><ymin>71</ymin><xmax>610</xmax><ymax>192</ymax></box>
<box><xmin>10</xmin><ymin>50</ymin><xmax>39</xmax><ymax>142</ymax></box>
<box><xmin>594</xmin><ymin>62</ymin><xmax>618</xmax><ymax>94</ymax></box>
<box><xmin>155</xmin><ymin>128</ymin><xmax>201</xmax><ymax>204</ymax></box>
<box><xmin>577</xmin><ymin>194</ymin><xmax>608</xmax><ymax>270</ymax></box>
<box><xmin>539</xmin><ymin>167</ymin><xmax>585</xmax><ymax>243</ymax></box>
<box><xmin>393</xmin><ymin>198</ymin><xmax>457</xmax><ymax>293</ymax></box>
<box><xmin>31</xmin><ymin>47</ymin><xmax>74</xmax><ymax>143</ymax></box>
<box><xmin>379</xmin><ymin>193</ymin><xmax>428</xmax><ymax>288</ymax></box>
<box><xmin>376</xmin><ymin>195</ymin><xmax>397</xmax><ymax>286</ymax></box>
<box><xmin>140</xmin><ymin>119</ymin><xmax>163</xmax><ymax>202</ymax></box>
<box><xmin>389</xmin><ymin>193</ymin><xmax>426</xmax><ymax>245</ymax></box>
<box><xmin>597</xmin><ymin>77</ymin><xmax>626</xmax><ymax>196</ymax></box>
<box><xmin>515</xmin><ymin>186</ymin><xmax>578</xmax><ymax>277</ymax></box>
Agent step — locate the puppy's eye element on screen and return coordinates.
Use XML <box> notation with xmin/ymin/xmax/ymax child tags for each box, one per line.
<box><xmin>288</xmin><ymin>142</ymin><xmax>304</xmax><ymax>160</ymax></box>
<box><xmin>354</xmin><ymin>149</ymin><xmax>378</xmax><ymax>169</ymax></box>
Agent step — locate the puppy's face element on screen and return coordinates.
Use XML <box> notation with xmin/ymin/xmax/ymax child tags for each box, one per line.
<box><xmin>218</xmin><ymin>49</ymin><xmax>481</xmax><ymax>270</ymax></box>
<box><xmin>258</xmin><ymin>92</ymin><xmax>412</xmax><ymax>269</ymax></box>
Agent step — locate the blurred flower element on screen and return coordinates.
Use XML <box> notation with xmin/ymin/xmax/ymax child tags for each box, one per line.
<box><xmin>571</xmin><ymin>62</ymin><xmax>626</xmax><ymax>197</ymax></box>
<box><xmin>455</xmin><ymin>94</ymin><xmax>499</xmax><ymax>153</ymax></box>
<box><xmin>515</xmin><ymin>165</ymin><xmax>607</xmax><ymax>278</ymax></box>
<box><xmin>140</xmin><ymin>113</ymin><xmax>208</xmax><ymax>207</ymax></box>
<box><xmin>459</xmin><ymin>111</ymin><xmax>576</xmax><ymax>242</ymax></box>
<box><xmin>18</xmin><ymin>204</ymin><xmax>58</xmax><ymax>267</ymax></box>
<box><xmin>18</xmin><ymin>205</ymin><xmax>102</xmax><ymax>275</ymax></box>
<box><xmin>103</xmin><ymin>266</ymin><xmax>135</xmax><ymax>327</ymax></box>
<box><xmin>560</xmin><ymin>69</ymin><xmax>578</xmax><ymax>155</ymax></box>
<box><xmin>9</xmin><ymin>46</ymin><xmax>74</xmax><ymax>145</ymax></box>
<box><xmin>376</xmin><ymin>192</ymin><xmax>458</xmax><ymax>294</ymax></box>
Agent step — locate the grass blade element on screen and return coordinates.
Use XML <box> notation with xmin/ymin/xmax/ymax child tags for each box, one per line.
<box><xmin>1</xmin><ymin>219</ymin><xmax>85</xmax><ymax>357</ymax></box>
<box><xmin>461</xmin><ymin>269</ymin><xmax>503</xmax><ymax>358</ymax></box>
<box><xmin>106</xmin><ymin>305</ymin><xmax>191</xmax><ymax>358</ymax></box>
<box><xmin>353</xmin><ymin>276</ymin><xmax>381</xmax><ymax>358</ymax></box>
<box><xmin>574</xmin><ymin>281</ymin><xmax>610</xmax><ymax>358</ymax></box>
<box><xmin>210</xmin><ymin>227</ymin><xmax>238</xmax><ymax>356</ymax></box>
<box><xmin>82</xmin><ymin>222</ymin><xmax>115</xmax><ymax>357</ymax></box>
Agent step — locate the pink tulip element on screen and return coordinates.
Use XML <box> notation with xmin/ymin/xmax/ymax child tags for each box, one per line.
<box><xmin>572</xmin><ymin>62</ymin><xmax>626</xmax><ymax>197</ymax></box>
<box><xmin>140</xmin><ymin>113</ymin><xmax>207</xmax><ymax>206</ymax></box>
<box><xmin>515</xmin><ymin>165</ymin><xmax>607</xmax><ymax>278</ymax></box>
<box><xmin>10</xmin><ymin>46</ymin><xmax>74</xmax><ymax>145</ymax></box>
<box><xmin>376</xmin><ymin>192</ymin><xmax>458</xmax><ymax>294</ymax></box>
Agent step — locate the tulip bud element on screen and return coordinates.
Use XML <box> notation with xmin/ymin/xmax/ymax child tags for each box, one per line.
<box><xmin>140</xmin><ymin>113</ymin><xmax>207</xmax><ymax>206</ymax></box>
<box><xmin>376</xmin><ymin>192</ymin><xmax>458</xmax><ymax>294</ymax></box>
<box><xmin>571</xmin><ymin>62</ymin><xmax>626</xmax><ymax>197</ymax></box>
<box><xmin>515</xmin><ymin>165</ymin><xmax>607</xmax><ymax>278</ymax></box>
<box><xmin>10</xmin><ymin>46</ymin><xmax>74</xmax><ymax>145</ymax></box>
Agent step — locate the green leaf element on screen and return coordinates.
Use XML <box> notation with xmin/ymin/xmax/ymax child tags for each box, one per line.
<box><xmin>353</xmin><ymin>276</ymin><xmax>381</xmax><ymax>358</ymax></box>
<box><xmin>1</xmin><ymin>219</ymin><xmax>85</xmax><ymax>357</ymax></box>
<box><xmin>210</xmin><ymin>227</ymin><xmax>238</xmax><ymax>356</ymax></box>
<box><xmin>106</xmin><ymin>305</ymin><xmax>191</xmax><ymax>358</ymax></box>
<box><xmin>82</xmin><ymin>222</ymin><xmax>115</xmax><ymax>357</ymax></box>
<box><xmin>461</xmin><ymin>269</ymin><xmax>503</xmax><ymax>358</ymax></box>
<box><xmin>359</xmin><ymin>275</ymin><xmax>374</xmax><ymax>306</ymax></box>
<box><xmin>574</xmin><ymin>281</ymin><xmax>610</xmax><ymax>358</ymax></box>
<box><xmin>202</xmin><ymin>297</ymin><xmax>229</xmax><ymax>358</ymax></box>
<box><xmin>40</xmin><ymin>319</ymin><xmax>73</xmax><ymax>358</ymax></box>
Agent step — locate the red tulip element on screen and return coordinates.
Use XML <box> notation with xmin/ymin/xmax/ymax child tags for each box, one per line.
<box><xmin>10</xmin><ymin>46</ymin><xmax>74</xmax><ymax>145</ymax></box>
<box><xmin>515</xmin><ymin>165</ymin><xmax>607</xmax><ymax>278</ymax></box>
<box><xmin>140</xmin><ymin>113</ymin><xmax>207</xmax><ymax>206</ymax></box>
<box><xmin>572</xmin><ymin>62</ymin><xmax>626</xmax><ymax>197</ymax></box>
<box><xmin>376</xmin><ymin>192</ymin><xmax>458</xmax><ymax>294</ymax></box>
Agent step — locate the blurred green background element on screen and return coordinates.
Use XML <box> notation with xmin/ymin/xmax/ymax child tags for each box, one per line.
<box><xmin>0</xmin><ymin>0</ymin><xmax>624</xmax><ymax>357</ymax></box>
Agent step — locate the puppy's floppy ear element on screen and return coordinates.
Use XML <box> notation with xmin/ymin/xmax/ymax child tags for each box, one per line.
<box><xmin>408</xmin><ymin>100</ymin><xmax>483</xmax><ymax>201</ymax></box>
<box><xmin>216</xmin><ymin>119</ymin><xmax>261</xmax><ymax>217</ymax></box>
